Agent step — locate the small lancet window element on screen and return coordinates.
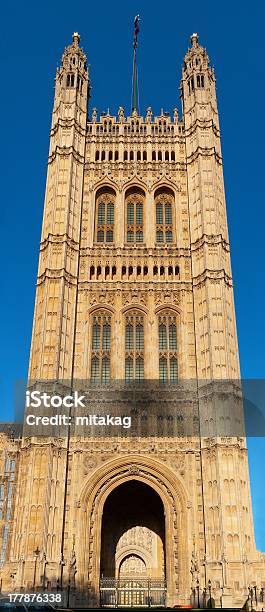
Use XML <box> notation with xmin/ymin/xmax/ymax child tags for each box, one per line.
<box><xmin>66</xmin><ymin>73</ymin><xmax>75</xmax><ymax>88</ymax></box>
<box><xmin>77</xmin><ymin>75</ymin><xmax>83</xmax><ymax>91</ymax></box>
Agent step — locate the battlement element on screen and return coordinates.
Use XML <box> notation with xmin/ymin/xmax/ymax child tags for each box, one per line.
<box><xmin>87</xmin><ymin>109</ymin><xmax>184</xmax><ymax>137</ymax></box>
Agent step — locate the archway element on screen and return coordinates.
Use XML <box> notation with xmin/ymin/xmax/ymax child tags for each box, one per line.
<box><xmin>77</xmin><ymin>455</ymin><xmax>190</xmax><ymax>607</ymax></box>
<box><xmin>100</xmin><ymin>480</ymin><xmax>165</xmax><ymax>580</ymax></box>
<box><xmin>119</xmin><ymin>554</ymin><xmax>147</xmax><ymax>577</ymax></box>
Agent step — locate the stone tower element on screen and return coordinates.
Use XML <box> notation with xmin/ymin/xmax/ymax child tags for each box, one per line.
<box><xmin>1</xmin><ymin>32</ymin><xmax>264</xmax><ymax>608</ymax></box>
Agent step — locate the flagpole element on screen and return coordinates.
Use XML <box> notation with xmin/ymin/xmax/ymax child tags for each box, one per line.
<box><xmin>132</xmin><ymin>15</ymin><xmax>140</xmax><ymax>114</ymax></box>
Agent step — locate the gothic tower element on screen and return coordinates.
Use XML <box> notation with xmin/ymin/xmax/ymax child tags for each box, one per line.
<box><xmin>1</xmin><ymin>32</ymin><xmax>264</xmax><ymax>608</ymax></box>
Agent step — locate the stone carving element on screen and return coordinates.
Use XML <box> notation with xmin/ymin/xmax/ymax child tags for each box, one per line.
<box><xmin>88</xmin><ymin>291</ymin><xmax>115</xmax><ymax>306</ymax></box>
<box><xmin>83</xmin><ymin>457</ymin><xmax>97</xmax><ymax>474</ymax></box>
<box><xmin>122</xmin><ymin>290</ymin><xmax>147</xmax><ymax>307</ymax></box>
<box><xmin>118</xmin><ymin>106</ymin><xmax>125</xmax><ymax>123</ymax></box>
<box><xmin>173</xmin><ymin>108</ymin><xmax>179</xmax><ymax>123</ymax></box>
<box><xmin>117</xmin><ymin>526</ymin><xmax>153</xmax><ymax>553</ymax></box>
<box><xmin>146</xmin><ymin>107</ymin><xmax>152</xmax><ymax>122</ymax></box>
<box><xmin>154</xmin><ymin>291</ymin><xmax>180</xmax><ymax>306</ymax></box>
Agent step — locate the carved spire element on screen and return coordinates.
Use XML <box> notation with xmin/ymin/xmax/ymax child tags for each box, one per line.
<box><xmin>61</xmin><ymin>32</ymin><xmax>88</xmax><ymax>77</ymax></box>
<box><xmin>180</xmin><ymin>33</ymin><xmax>216</xmax><ymax>115</ymax></box>
<box><xmin>182</xmin><ymin>32</ymin><xmax>211</xmax><ymax>80</ymax></box>
<box><xmin>53</xmin><ymin>33</ymin><xmax>90</xmax><ymax>118</ymax></box>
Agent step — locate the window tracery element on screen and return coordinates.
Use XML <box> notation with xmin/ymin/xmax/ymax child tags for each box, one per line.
<box><xmin>155</xmin><ymin>191</ymin><xmax>174</xmax><ymax>243</ymax></box>
<box><xmin>158</xmin><ymin>311</ymin><xmax>178</xmax><ymax>382</ymax></box>
<box><xmin>91</xmin><ymin>311</ymin><xmax>112</xmax><ymax>382</ymax></box>
<box><xmin>125</xmin><ymin>311</ymin><xmax>145</xmax><ymax>381</ymax></box>
<box><xmin>95</xmin><ymin>189</ymin><xmax>115</xmax><ymax>243</ymax></box>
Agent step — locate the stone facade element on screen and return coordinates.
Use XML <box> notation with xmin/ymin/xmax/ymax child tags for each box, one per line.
<box><xmin>0</xmin><ymin>32</ymin><xmax>264</xmax><ymax>608</ymax></box>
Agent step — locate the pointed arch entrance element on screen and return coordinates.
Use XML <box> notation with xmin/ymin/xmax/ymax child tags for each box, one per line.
<box><xmin>100</xmin><ymin>480</ymin><xmax>165</xmax><ymax>579</ymax></box>
<box><xmin>77</xmin><ymin>456</ymin><xmax>190</xmax><ymax>607</ymax></box>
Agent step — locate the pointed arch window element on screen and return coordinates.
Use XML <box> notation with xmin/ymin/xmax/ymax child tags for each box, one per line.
<box><xmin>125</xmin><ymin>190</ymin><xmax>144</xmax><ymax>243</ymax></box>
<box><xmin>66</xmin><ymin>73</ymin><xmax>75</xmax><ymax>88</ymax></box>
<box><xmin>158</xmin><ymin>311</ymin><xmax>178</xmax><ymax>382</ymax></box>
<box><xmin>95</xmin><ymin>189</ymin><xmax>115</xmax><ymax>243</ymax></box>
<box><xmin>91</xmin><ymin>311</ymin><xmax>112</xmax><ymax>382</ymax></box>
<box><xmin>125</xmin><ymin>311</ymin><xmax>144</xmax><ymax>381</ymax></box>
<box><xmin>196</xmin><ymin>74</ymin><xmax>205</xmax><ymax>88</ymax></box>
<box><xmin>155</xmin><ymin>190</ymin><xmax>174</xmax><ymax>243</ymax></box>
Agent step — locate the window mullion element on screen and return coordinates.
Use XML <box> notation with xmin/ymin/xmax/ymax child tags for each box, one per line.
<box><xmin>104</xmin><ymin>203</ymin><xmax>107</xmax><ymax>241</ymax></box>
<box><xmin>100</xmin><ymin>323</ymin><xmax>103</xmax><ymax>381</ymax></box>
<box><xmin>167</xmin><ymin>322</ymin><xmax>170</xmax><ymax>380</ymax></box>
<box><xmin>133</xmin><ymin>322</ymin><xmax>136</xmax><ymax>377</ymax></box>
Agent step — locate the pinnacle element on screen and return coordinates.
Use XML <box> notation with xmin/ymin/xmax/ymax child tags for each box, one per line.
<box><xmin>190</xmin><ymin>32</ymin><xmax>199</xmax><ymax>46</ymax></box>
<box><xmin>72</xmin><ymin>32</ymin><xmax>80</xmax><ymax>46</ymax></box>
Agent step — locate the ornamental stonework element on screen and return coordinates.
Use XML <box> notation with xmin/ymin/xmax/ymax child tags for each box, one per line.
<box><xmin>0</xmin><ymin>30</ymin><xmax>264</xmax><ymax>611</ymax></box>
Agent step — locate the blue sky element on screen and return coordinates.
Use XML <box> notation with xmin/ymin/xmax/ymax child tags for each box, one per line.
<box><xmin>0</xmin><ymin>0</ymin><xmax>264</xmax><ymax>549</ymax></box>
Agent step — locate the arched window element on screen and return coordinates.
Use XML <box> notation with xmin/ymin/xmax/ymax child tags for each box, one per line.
<box><xmin>125</xmin><ymin>188</ymin><xmax>144</xmax><ymax>243</ymax></box>
<box><xmin>77</xmin><ymin>75</ymin><xmax>83</xmax><ymax>92</ymax></box>
<box><xmin>91</xmin><ymin>311</ymin><xmax>112</xmax><ymax>383</ymax></box>
<box><xmin>125</xmin><ymin>311</ymin><xmax>144</xmax><ymax>381</ymax></box>
<box><xmin>66</xmin><ymin>73</ymin><xmax>75</xmax><ymax>88</ymax></box>
<box><xmin>158</xmin><ymin>311</ymin><xmax>178</xmax><ymax>382</ymax></box>
<box><xmin>95</xmin><ymin>188</ymin><xmax>115</xmax><ymax>243</ymax></box>
<box><xmin>155</xmin><ymin>189</ymin><xmax>174</xmax><ymax>244</ymax></box>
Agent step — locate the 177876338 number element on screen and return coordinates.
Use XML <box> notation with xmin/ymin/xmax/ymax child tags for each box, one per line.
<box><xmin>8</xmin><ymin>593</ymin><xmax>62</xmax><ymax>603</ymax></box>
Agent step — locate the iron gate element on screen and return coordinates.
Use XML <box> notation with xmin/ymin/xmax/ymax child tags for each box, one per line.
<box><xmin>100</xmin><ymin>578</ymin><xmax>166</xmax><ymax>608</ymax></box>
